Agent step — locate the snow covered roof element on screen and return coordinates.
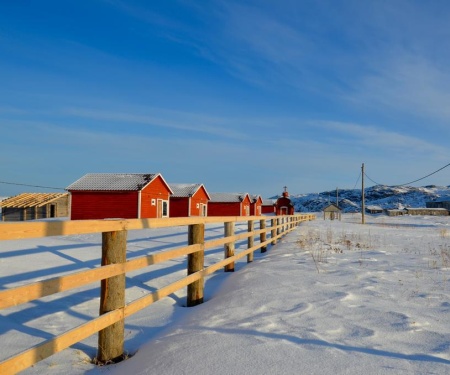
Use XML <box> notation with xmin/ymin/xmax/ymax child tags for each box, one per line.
<box><xmin>169</xmin><ymin>183</ymin><xmax>211</xmax><ymax>199</ymax></box>
<box><xmin>262</xmin><ymin>199</ymin><xmax>275</xmax><ymax>206</ymax></box>
<box><xmin>366</xmin><ymin>205</ymin><xmax>383</xmax><ymax>210</ymax></box>
<box><xmin>66</xmin><ymin>173</ymin><xmax>164</xmax><ymax>191</ymax></box>
<box><xmin>209</xmin><ymin>192</ymin><xmax>249</xmax><ymax>203</ymax></box>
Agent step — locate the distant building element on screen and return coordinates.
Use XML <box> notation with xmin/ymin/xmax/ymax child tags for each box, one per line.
<box><xmin>168</xmin><ymin>183</ymin><xmax>210</xmax><ymax>217</ymax></box>
<box><xmin>426</xmin><ymin>199</ymin><xmax>450</xmax><ymax>210</ymax></box>
<box><xmin>250</xmin><ymin>194</ymin><xmax>263</xmax><ymax>216</ymax></box>
<box><xmin>323</xmin><ymin>203</ymin><xmax>342</xmax><ymax>220</ymax></box>
<box><xmin>385</xmin><ymin>209</ymin><xmax>406</xmax><ymax>217</ymax></box>
<box><xmin>366</xmin><ymin>205</ymin><xmax>383</xmax><ymax>214</ymax></box>
<box><xmin>405</xmin><ymin>208</ymin><xmax>448</xmax><ymax>216</ymax></box>
<box><xmin>261</xmin><ymin>199</ymin><xmax>276</xmax><ymax>214</ymax></box>
<box><xmin>208</xmin><ymin>192</ymin><xmax>252</xmax><ymax>216</ymax></box>
<box><xmin>67</xmin><ymin>173</ymin><xmax>173</xmax><ymax>220</ymax></box>
<box><xmin>0</xmin><ymin>193</ymin><xmax>69</xmax><ymax>221</ymax></box>
<box><xmin>275</xmin><ymin>186</ymin><xmax>294</xmax><ymax>215</ymax></box>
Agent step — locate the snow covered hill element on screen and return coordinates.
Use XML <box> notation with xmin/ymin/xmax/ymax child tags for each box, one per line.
<box><xmin>272</xmin><ymin>185</ymin><xmax>450</xmax><ymax>213</ymax></box>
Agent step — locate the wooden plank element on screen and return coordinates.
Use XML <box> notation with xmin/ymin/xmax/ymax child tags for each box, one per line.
<box><xmin>0</xmin><ymin>244</ymin><xmax>203</xmax><ymax>309</ymax></box>
<box><xmin>0</xmin><ymin>264</ymin><xmax>124</xmax><ymax>310</ymax></box>
<box><xmin>124</xmin><ymin>272</ymin><xmax>203</xmax><ymax>317</ymax></box>
<box><xmin>0</xmin><ymin>215</ymin><xmax>274</xmax><ymax>241</ymax></box>
<box><xmin>120</xmin><ymin>235</ymin><xmax>278</xmax><ymax>319</ymax></box>
<box><xmin>0</xmin><ymin>214</ymin><xmax>304</xmax><ymax>241</ymax></box>
<box><xmin>125</xmin><ymin>244</ymin><xmax>202</xmax><ymax>272</ymax></box>
<box><xmin>0</xmin><ymin>308</ymin><xmax>124</xmax><ymax>375</ymax></box>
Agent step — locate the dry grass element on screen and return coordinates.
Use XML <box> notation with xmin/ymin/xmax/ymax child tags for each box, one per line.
<box><xmin>297</xmin><ymin>226</ymin><xmax>371</xmax><ymax>272</ymax></box>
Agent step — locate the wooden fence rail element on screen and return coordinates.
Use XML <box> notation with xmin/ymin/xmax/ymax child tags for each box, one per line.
<box><xmin>0</xmin><ymin>213</ymin><xmax>315</xmax><ymax>374</ymax></box>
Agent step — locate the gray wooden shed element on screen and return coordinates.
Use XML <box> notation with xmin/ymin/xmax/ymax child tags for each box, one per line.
<box><xmin>323</xmin><ymin>203</ymin><xmax>342</xmax><ymax>220</ymax></box>
<box><xmin>0</xmin><ymin>193</ymin><xmax>70</xmax><ymax>221</ymax></box>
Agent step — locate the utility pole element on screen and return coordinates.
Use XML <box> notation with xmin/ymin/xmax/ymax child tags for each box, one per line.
<box><xmin>336</xmin><ymin>187</ymin><xmax>339</xmax><ymax>207</ymax></box>
<box><xmin>361</xmin><ymin>163</ymin><xmax>365</xmax><ymax>224</ymax></box>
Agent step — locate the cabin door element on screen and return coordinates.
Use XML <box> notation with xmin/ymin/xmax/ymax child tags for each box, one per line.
<box><xmin>157</xmin><ymin>199</ymin><xmax>169</xmax><ymax>218</ymax></box>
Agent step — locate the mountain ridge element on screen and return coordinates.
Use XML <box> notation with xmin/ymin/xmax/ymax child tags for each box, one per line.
<box><xmin>271</xmin><ymin>185</ymin><xmax>450</xmax><ymax>213</ymax></box>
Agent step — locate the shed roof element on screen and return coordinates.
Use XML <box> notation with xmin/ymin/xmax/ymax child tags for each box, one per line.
<box><xmin>261</xmin><ymin>199</ymin><xmax>276</xmax><ymax>206</ymax></box>
<box><xmin>0</xmin><ymin>193</ymin><xmax>69</xmax><ymax>208</ymax></box>
<box><xmin>169</xmin><ymin>183</ymin><xmax>211</xmax><ymax>199</ymax></box>
<box><xmin>366</xmin><ymin>205</ymin><xmax>383</xmax><ymax>210</ymax></box>
<box><xmin>323</xmin><ymin>203</ymin><xmax>342</xmax><ymax>212</ymax></box>
<box><xmin>209</xmin><ymin>192</ymin><xmax>250</xmax><ymax>203</ymax></box>
<box><xmin>66</xmin><ymin>173</ymin><xmax>172</xmax><ymax>192</ymax></box>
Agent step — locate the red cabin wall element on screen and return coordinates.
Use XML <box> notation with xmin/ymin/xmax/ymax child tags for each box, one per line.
<box><xmin>170</xmin><ymin>197</ymin><xmax>190</xmax><ymax>217</ymax></box>
<box><xmin>70</xmin><ymin>191</ymin><xmax>139</xmax><ymax>220</ymax></box>
<box><xmin>208</xmin><ymin>202</ymin><xmax>241</xmax><ymax>216</ymax></box>
<box><xmin>140</xmin><ymin>176</ymin><xmax>172</xmax><ymax>218</ymax></box>
<box><xmin>261</xmin><ymin>205</ymin><xmax>275</xmax><ymax>214</ymax></box>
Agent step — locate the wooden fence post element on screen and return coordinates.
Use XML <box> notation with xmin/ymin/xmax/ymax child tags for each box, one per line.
<box><xmin>98</xmin><ymin>230</ymin><xmax>127</xmax><ymax>363</ymax></box>
<box><xmin>260</xmin><ymin>219</ymin><xmax>267</xmax><ymax>253</ymax></box>
<box><xmin>187</xmin><ymin>223</ymin><xmax>205</xmax><ymax>307</ymax></box>
<box><xmin>271</xmin><ymin>218</ymin><xmax>277</xmax><ymax>245</ymax></box>
<box><xmin>224</xmin><ymin>222</ymin><xmax>235</xmax><ymax>272</ymax></box>
<box><xmin>247</xmin><ymin>220</ymin><xmax>254</xmax><ymax>263</ymax></box>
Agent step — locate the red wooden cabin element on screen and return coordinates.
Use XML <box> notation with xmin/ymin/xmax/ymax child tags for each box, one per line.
<box><xmin>169</xmin><ymin>183</ymin><xmax>210</xmax><ymax>217</ymax></box>
<box><xmin>250</xmin><ymin>194</ymin><xmax>263</xmax><ymax>216</ymax></box>
<box><xmin>66</xmin><ymin>173</ymin><xmax>173</xmax><ymax>220</ymax></box>
<box><xmin>275</xmin><ymin>186</ymin><xmax>295</xmax><ymax>215</ymax></box>
<box><xmin>261</xmin><ymin>199</ymin><xmax>276</xmax><ymax>214</ymax></box>
<box><xmin>207</xmin><ymin>192</ymin><xmax>252</xmax><ymax>216</ymax></box>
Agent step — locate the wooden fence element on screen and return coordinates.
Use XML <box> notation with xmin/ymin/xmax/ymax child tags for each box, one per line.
<box><xmin>0</xmin><ymin>213</ymin><xmax>315</xmax><ymax>374</ymax></box>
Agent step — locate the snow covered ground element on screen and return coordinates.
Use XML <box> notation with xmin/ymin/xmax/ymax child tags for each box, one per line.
<box><xmin>1</xmin><ymin>213</ymin><xmax>450</xmax><ymax>374</ymax></box>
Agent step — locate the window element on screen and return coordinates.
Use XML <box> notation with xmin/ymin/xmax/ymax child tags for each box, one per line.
<box><xmin>162</xmin><ymin>200</ymin><xmax>168</xmax><ymax>217</ymax></box>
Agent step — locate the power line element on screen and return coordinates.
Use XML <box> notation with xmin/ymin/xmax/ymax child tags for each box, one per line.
<box><xmin>0</xmin><ymin>180</ymin><xmax>65</xmax><ymax>191</ymax></box>
<box><xmin>363</xmin><ymin>161</ymin><xmax>450</xmax><ymax>187</ymax></box>
<box><xmin>352</xmin><ymin>170</ymin><xmax>361</xmax><ymax>190</ymax></box>
<box><xmin>363</xmin><ymin>173</ymin><xmax>382</xmax><ymax>186</ymax></box>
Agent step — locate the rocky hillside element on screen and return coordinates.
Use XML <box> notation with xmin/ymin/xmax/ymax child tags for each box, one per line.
<box><xmin>273</xmin><ymin>185</ymin><xmax>450</xmax><ymax>213</ymax></box>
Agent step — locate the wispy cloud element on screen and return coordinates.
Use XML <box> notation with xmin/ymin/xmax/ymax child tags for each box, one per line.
<box><xmin>349</xmin><ymin>52</ymin><xmax>450</xmax><ymax>123</ymax></box>
<box><xmin>61</xmin><ymin>107</ymin><xmax>250</xmax><ymax>140</ymax></box>
<box><xmin>313</xmin><ymin>120</ymin><xmax>449</xmax><ymax>157</ymax></box>
<box><xmin>175</xmin><ymin>1</ymin><xmax>450</xmax><ymax>125</ymax></box>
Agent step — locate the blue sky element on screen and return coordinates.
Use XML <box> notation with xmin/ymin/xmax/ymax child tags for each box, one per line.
<box><xmin>1</xmin><ymin>0</ymin><xmax>449</xmax><ymax>198</ymax></box>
